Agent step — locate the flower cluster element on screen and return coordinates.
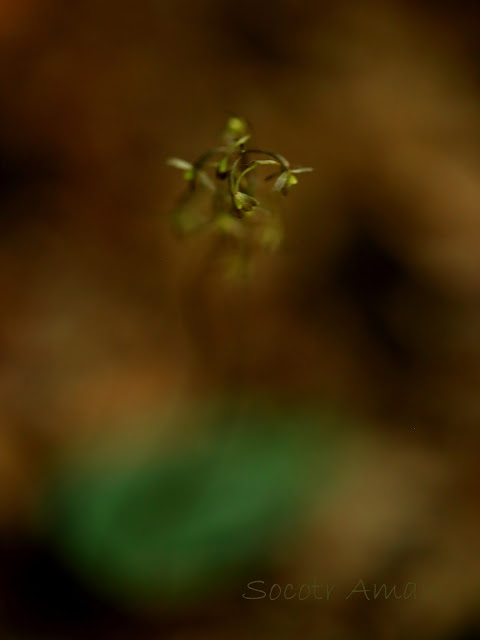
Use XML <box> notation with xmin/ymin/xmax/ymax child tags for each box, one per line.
<box><xmin>166</xmin><ymin>117</ymin><xmax>312</xmax><ymax>257</ymax></box>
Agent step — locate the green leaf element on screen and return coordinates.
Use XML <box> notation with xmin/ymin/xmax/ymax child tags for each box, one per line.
<box><xmin>40</xmin><ymin>404</ymin><xmax>343</xmax><ymax>606</ymax></box>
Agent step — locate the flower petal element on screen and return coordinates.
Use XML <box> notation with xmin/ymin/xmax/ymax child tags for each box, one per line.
<box><xmin>166</xmin><ymin>157</ymin><xmax>193</xmax><ymax>171</ymax></box>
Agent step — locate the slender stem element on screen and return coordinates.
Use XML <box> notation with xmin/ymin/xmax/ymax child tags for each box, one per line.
<box><xmin>235</xmin><ymin>159</ymin><xmax>280</xmax><ymax>194</ymax></box>
<box><xmin>229</xmin><ymin>156</ymin><xmax>242</xmax><ymax>211</ymax></box>
<box><xmin>244</xmin><ymin>149</ymin><xmax>290</xmax><ymax>170</ymax></box>
<box><xmin>229</xmin><ymin>157</ymin><xmax>241</xmax><ymax>193</ymax></box>
<box><xmin>235</xmin><ymin>162</ymin><xmax>259</xmax><ymax>194</ymax></box>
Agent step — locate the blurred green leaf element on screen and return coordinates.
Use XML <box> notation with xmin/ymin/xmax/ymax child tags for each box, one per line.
<box><xmin>40</xmin><ymin>403</ymin><xmax>344</xmax><ymax>607</ymax></box>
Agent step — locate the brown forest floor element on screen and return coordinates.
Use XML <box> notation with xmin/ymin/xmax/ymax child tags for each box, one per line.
<box><xmin>1</xmin><ymin>1</ymin><xmax>480</xmax><ymax>638</ymax></box>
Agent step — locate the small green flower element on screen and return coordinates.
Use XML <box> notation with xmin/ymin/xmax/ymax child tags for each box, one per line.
<box><xmin>233</xmin><ymin>191</ymin><xmax>260</xmax><ymax>214</ymax></box>
<box><xmin>272</xmin><ymin>167</ymin><xmax>313</xmax><ymax>195</ymax></box>
<box><xmin>224</xmin><ymin>116</ymin><xmax>248</xmax><ymax>139</ymax></box>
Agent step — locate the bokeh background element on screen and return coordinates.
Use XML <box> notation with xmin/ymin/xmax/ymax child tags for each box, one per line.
<box><xmin>1</xmin><ymin>0</ymin><xmax>480</xmax><ymax>638</ymax></box>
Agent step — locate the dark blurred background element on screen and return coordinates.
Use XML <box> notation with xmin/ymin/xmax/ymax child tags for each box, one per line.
<box><xmin>1</xmin><ymin>1</ymin><xmax>480</xmax><ymax>638</ymax></box>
